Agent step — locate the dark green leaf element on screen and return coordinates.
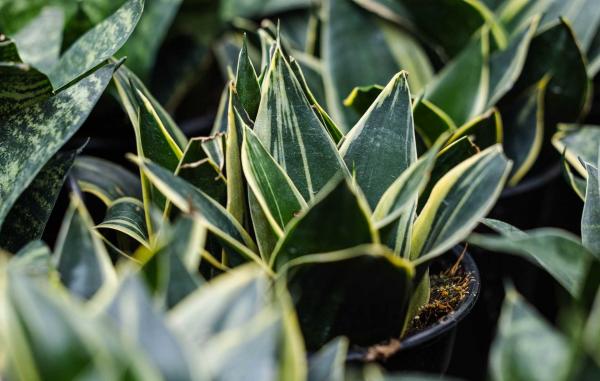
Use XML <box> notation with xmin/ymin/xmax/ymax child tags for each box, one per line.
<box><xmin>340</xmin><ymin>72</ymin><xmax>416</xmax><ymax>209</ymax></box>
<box><xmin>342</xmin><ymin>84</ymin><xmax>383</xmax><ymax>119</ymax></box>
<box><xmin>236</xmin><ymin>36</ymin><xmax>261</xmax><ymax>119</ymax></box>
<box><xmin>582</xmin><ymin>161</ymin><xmax>600</xmax><ymax>256</ymax></box>
<box><xmin>271</xmin><ymin>178</ymin><xmax>375</xmax><ymax>270</ymax></box>
<box><xmin>97</xmin><ymin>197</ymin><xmax>149</xmax><ymax>246</ymax></box>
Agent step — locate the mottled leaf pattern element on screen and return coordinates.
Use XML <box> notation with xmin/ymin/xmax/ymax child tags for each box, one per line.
<box><xmin>0</xmin><ymin>63</ymin><xmax>116</xmax><ymax>229</ymax></box>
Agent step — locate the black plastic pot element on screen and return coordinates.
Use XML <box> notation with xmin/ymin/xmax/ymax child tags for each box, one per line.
<box><xmin>346</xmin><ymin>247</ymin><xmax>480</xmax><ymax>374</ymax></box>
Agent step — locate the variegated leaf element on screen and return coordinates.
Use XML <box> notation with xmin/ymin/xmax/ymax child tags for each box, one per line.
<box><xmin>448</xmin><ymin>108</ymin><xmax>502</xmax><ymax>150</ymax></box>
<box><xmin>0</xmin><ymin>149</ymin><xmax>77</xmax><ymax>253</ymax></box>
<box><xmin>0</xmin><ymin>63</ymin><xmax>117</xmax><ymax>230</ymax></box>
<box><xmin>242</xmin><ymin>126</ymin><xmax>306</xmax><ymax>234</ymax></box>
<box><xmin>133</xmin><ymin>157</ymin><xmax>263</xmax><ymax>268</ymax></box>
<box><xmin>97</xmin><ymin>197</ymin><xmax>149</xmax><ymax>247</ymax></box>
<box><xmin>552</xmin><ymin>124</ymin><xmax>600</xmax><ymax>177</ymax></box>
<box><xmin>411</xmin><ymin>145</ymin><xmax>512</xmax><ymax>261</ymax></box>
<box><xmin>582</xmin><ymin>160</ymin><xmax>600</xmax><ymax>256</ymax></box>
<box><xmin>270</xmin><ymin>179</ymin><xmax>376</xmax><ymax>270</ymax></box>
<box><xmin>71</xmin><ymin>156</ymin><xmax>141</xmax><ymax>205</ymax></box>
<box><xmin>48</xmin><ymin>0</ymin><xmax>144</xmax><ymax>89</ymax></box>
<box><xmin>254</xmin><ymin>46</ymin><xmax>346</xmax><ymax>201</ymax></box>
<box><xmin>340</xmin><ymin>72</ymin><xmax>416</xmax><ymax>208</ymax></box>
<box><xmin>412</xmin><ymin>97</ymin><xmax>457</xmax><ymax>148</ymax></box>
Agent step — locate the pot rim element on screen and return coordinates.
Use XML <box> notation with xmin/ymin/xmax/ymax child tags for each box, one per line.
<box><xmin>346</xmin><ymin>246</ymin><xmax>480</xmax><ymax>360</ymax></box>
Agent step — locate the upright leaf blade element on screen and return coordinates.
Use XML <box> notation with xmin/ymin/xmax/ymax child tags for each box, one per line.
<box><xmin>236</xmin><ymin>36</ymin><xmax>261</xmax><ymax>119</ymax></box>
<box><xmin>582</xmin><ymin>161</ymin><xmax>600</xmax><ymax>256</ymax></box>
<box><xmin>254</xmin><ymin>47</ymin><xmax>346</xmax><ymax>201</ymax></box>
<box><xmin>340</xmin><ymin>72</ymin><xmax>416</xmax><ymax>208</ymax></box>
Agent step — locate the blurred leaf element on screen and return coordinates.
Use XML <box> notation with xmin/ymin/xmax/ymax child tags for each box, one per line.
<box><xmin>283</xmin><ymin>244</ymin><xmax>414</xmax><ymax>350</ymax></box>
<box><xmin>0</xmin><ymin>149</ymin><xmax>77</xmax><ymax>253</ymax></box>
<box><xmin>411</xmin><ymin>145</ymin><xmax>511</xmax><ymax>261</ymax></box>
<box><xmin>271</xmin><ymin>179</ymin><xmax>376</xmax><ymax>270</ymax></box>
<box><xmin>425</xmin><ymin>31</ymin><xmax>489</xmax><ymax>125</ymax></box>
<box><xmin>585</xmin><ymin>288</ymin><xmax>600</xmax><ymax>366</ymax></box>
<box><xmin>54</xmin><ymin>196</ymin><xmax>117</xmax><ymax>300</ymax></box>
<box><xmin>10</xmin><ymin>6</ymin><xmax>64</xmax><ymax>73</ymax></box>
<box><xmin>108</xmin><ymin>275</ymin><xmax>194</xmax><ymax>381</ymax></box>
<box><xmin>219</xmin><ymin>0</ymin><xmax>310</xmax><ymax>21</ymax></box>
<box><xmin>582</xmin><ymin>160</ymin><xmax>600</xmax><ymax>256</ymax></box>
<box><xmin>502</xmin><ymin>79</ymin><xmax>546</xmax><ymax>186</ymax></box>
<box><xmin>469</xmin><ymin>219</ymin><xmax>593</xmax><ymax>297</ymax></box>
<box><xmin>490</xmin><ymin>288</ymin><xmax>571</xmax><ymax>381</ymax></box>
<box><xmin>322</xmin><ymin>0</ymin><xmax>432</xmax><ymax>130</ymax></box>
<box><xmin>48</xmin><ymin>0</ymin><xmax>144</xmax><ymax>89</ymax></box>
<box><xmin>340</xmin><ymin>72</ymin><xmax>416</xmax><ymax>208</ymax></box>
<box><xmin>254</xmin><ymin>47</ymin><xmax>345</xmax><ymax>201</ymax></box>
<box><xmin>307</xmin><ymin>337</ymin><xmax>348</xmax><ymax>381</ymax></box>
<box><xmin>97</xmin><ymin>197</ymin><xmax>149</xmax><ymax>247</ymax></box>
<box><xmin>118</xmin><ymin>0</ymin><xmax>183</xmax><ymax>80</ymax></box>
<box><xmin>553</xmin><ymin>125</ymin><xmax>600</xmax><ymax>177</ymax></box>
<box><xmin>71</xmin><ymin>155</ymin><xmax>141</xmax><ymax>205</ymax></box>
<box><xmin>242</xmin><ymin>126</ymin><xmax>306</xmax><ymax>233</ymax></box>
<box><xmin>10</xmin><ymin>240</ymin><xmax>55</xmax><ymax>281</ymax></box>
<box><xmin>0</xmin><ymin>63</ymin><xmax>116</xmax><ymax>230</ymax></box>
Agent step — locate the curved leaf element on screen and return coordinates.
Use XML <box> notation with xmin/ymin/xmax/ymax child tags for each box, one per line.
<box><xmin>97</xmin><ymin>197</ymin><xmax>149</xmax><ymax>247</ymax></box>
<box><xmin>411</xmin><ymin>145</ymin><xmax>512</xmax><ymax>261</ymax></box>
<box><xmin>469</xmin><ymin>219</ymin><xmax>593</xmax><ymax>297</ymax></box>
<box><xmin>71</xmin><ymin>156</ymin><xmax>141</xmax><ymax>205</ymax></box>
<box><xmin>552</xmin><ymin>125</ymin><xmax>600</xmax><ymax>177</ymax></box>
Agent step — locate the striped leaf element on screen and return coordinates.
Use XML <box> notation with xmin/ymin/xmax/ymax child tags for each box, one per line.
<box><xmin>48</xmin><ymin>0</ymin><xmax>144</xmax><ymax>89</ymax></box>
<box><xmin>582</xmin><ymin>160</ymin><xmax>600</xmax><ymax>256</ymax></box>
<box><xmin>225</xmin><ymin>83</ymin><xmax>248</xmax><ymax>225</ymax></box>
<box><xmin>133</xmin><ymin>157</ymin><xmax>263</xmax><ymax>268</ymax></box>
<box><xmin>468</xmin><ymin>219</ymin><xmax>593</xmax><ymax>297</ymax></box>
<box><xmin>242</xmin><ymin>126</ymin><xmax>306</xmax><ymax>235</ymax></box>
<box><xmin>97</xmin><ymin>197</ymin><xmax>149</xmax><ymax>247</ymax></box>
<box><xmin>71</xmin><ymin>156</ymin><xmax>141</xmax><ymax>205</ymax></box>
<box><xmin>552</xmin><ymin>124</ymin><xmax>600</xmax><ymax>177</ymax></box>
<box><xmin>424</xmin><ymin>31</ymin><xmax>490</xmax><ymax>126</ymax></box>
<box><xmin>11</xmin><ymin>6</ymin><xmax>64</xmax><ymax>73</ymax></box>
<box><xmin>411</xmin><ymin>145</ymin><xmax>512</xmax><ymax>261</ymax></box>
<box><xmin>176</xmin><ymin>136</ymin><xmax>226</xmax><ymax>204</ymax></box>
<box><xmin>0</xmin><ymin>38</ymin><xmax>52</xmax><ymax>116</ymax></box>
<box><xmin>236</xmin><ymin>36</ymin><xmax>261</xmax><ymax>119</ymax></box>
<box><xmin>270</xmin><ymin>178</ymin><xmax>376</xmax><ymax>270</ymax></box>
<box><xmin>340</xmin><ymin>72</ymin><xmax>416</xmax><ymax>209</ymax></box>
<box><xmin>54</xmin><ymin>195</ymin><xmax>117</xmax><ymax>300</ymax></box>
<box><xmin>0</xmin><ymin>149</ymin><xmax>78</xmax><ymax>253</ymax></box>
<box><xmin>254</xmin><ymin>46</ymin><xmax>346</xmax><ymax>201</ymax></box>
<box><xmin>289</xmin><ymin>57</ymin><xmax>344</xmax><ymax>144</ymax></box>
<box><xmin>322</xmin><ymin>0</ymin><xmax>432</xmax><ymax>130</ymax></box>
<box><xmin>0</xmin><ymin>63</ymin><xmax>117</xmax><ymax>230</ymax></box>
<box><xmin>282</xmin><ymin>244</ymin><xmax>414</xmax><ymax>350</ymax></box>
